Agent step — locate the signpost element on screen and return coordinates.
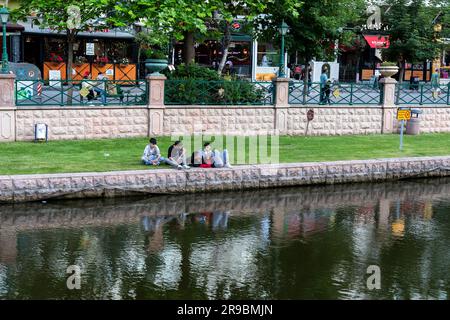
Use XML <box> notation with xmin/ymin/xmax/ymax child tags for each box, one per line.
<box><xmin>305</xmin><ymin>109</ymin><xmax>314</xmax><ymax>136</ymax></box>
<box><xmin>397</xmin><ymin>108</ymin><xmax>411</xmax><ymax>151</ymax></box>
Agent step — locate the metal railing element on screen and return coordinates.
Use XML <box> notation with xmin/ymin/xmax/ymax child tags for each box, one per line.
<box><xmin>289</xmin><ymin>81</ymin><xmax>382</xmax><ymax>105</ymax></box>
<box><xmin>15</xmin><ymin>79</ymin><xmax>148</xmax><ymax>107</ymax></box>
<box><xmin>164</xmin><ymin>80</ymin><xmax>274</xmax><ymax>105</ymax></box>
<box><xmin>395</xmin><ymin>82</ymin><xmax>450</xmax><ymax>105</ymax></box>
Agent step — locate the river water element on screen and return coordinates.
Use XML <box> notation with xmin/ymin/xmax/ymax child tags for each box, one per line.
<box><xmin>1</xmin><ymin>178</ymin><xmax>450</xmax><ymax>300</ymax></box>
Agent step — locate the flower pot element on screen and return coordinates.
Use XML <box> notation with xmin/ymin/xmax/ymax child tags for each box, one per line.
<box><xmin>145</xmin><ymin>59</ymin><xmax>168</xmax><ymax>75</ymax></box>
<box><xmin>379</xmin><ymin>66</ymin><xmax>399</xmax><ymax>78</ymax></box>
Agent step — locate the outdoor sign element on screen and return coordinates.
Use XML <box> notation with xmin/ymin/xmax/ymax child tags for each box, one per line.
<box><xmin>231</xmin><ymin>21</ymin><xmax>241</xmax><ymax>31</ymax></box>
<box><xmin>16</xmin><ymin>81</ymin><xmax>33</xmax><ymax>100</ymax></box>
<box><xmin>363</xmin><ymin>35</ymin><xmax>390</xmax><ymax>49</ymax></box>
<box><xmin>86</xmin><ymin>42</ymin><xmax>95</xmax><ymax>56</ymax></box>
<box><xmin>305</xmin><ymin>109</ymin><xmax>314</xmax><ymax>136</ymax></box>
<box><xmin>397</xmin><ymin>108</ymin><xmax>411</xmax><ymax>151</ymax></box>
<box><xmin>48</xmin><ymin>70</ymin><xmax>61</xmax><ymax>88</ymax></box>
<box><xmin>397</xmin><ymin>109</ymin><xmax>411</xmax><ymax>121</ymax></box>
<box><xmin>106</xmin><ymin>68</ymin><xmax>114</xmax><ymax>76</ymax></box>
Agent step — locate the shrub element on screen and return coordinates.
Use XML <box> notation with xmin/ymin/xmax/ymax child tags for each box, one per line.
<box><xmin>381</xmin><ymin>61</ymin><xmax>397</xmax><ymax>67</ymax></box>
<box><xmin>163</xmin><ymin>63</ymin><xmax>221</xmax><ymax>80</ymax></box>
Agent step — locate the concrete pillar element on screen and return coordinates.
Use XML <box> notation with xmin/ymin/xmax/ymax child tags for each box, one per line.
<box><xmin>0</xmin><ymin>73</ymin><xmax>16</xmax><ymax>142</ymax></box>
<box><xmin>147</xmin><ymin>75</ymin><xmax>166</xmax><ymax>137</ymax></box>
<box><xmin>380</xmin><ymin>77</ymin><xmax>397</xmax><ymax>134</ymax></box>
<box><xmin>273</xmin><ymin>77</ymin><xmax>290</xmax><ymax>134</ymax></box>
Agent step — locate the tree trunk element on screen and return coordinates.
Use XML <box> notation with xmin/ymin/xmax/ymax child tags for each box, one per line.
<box><xmin>217</xmin><ymin>23</ymin><xmax>231</xmax><ymax>75</ymax></box>
<box><xmin>183</xmin><ymin>31</ymin><xmax>195</xmax><ymax>65</ymax></box>
<box><xmin>303</xmin><ymin>59</ymin><xmax>310</xmax><ymax>103</ymax></box>
<box><xmin>398</xmin><ymin>60</ymin><xmax>405</xmax><ymax>83</ymax></box>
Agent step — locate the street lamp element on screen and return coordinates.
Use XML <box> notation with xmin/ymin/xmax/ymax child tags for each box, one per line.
<box><xmin>278</xmin><ymin>20</ymin><xmax>289</xmax><ymax>77</ymax></box>
<box><xmin>0</xmin><ymin>7</ymin><xmax>10</xmax><ymax>74</ymax></box>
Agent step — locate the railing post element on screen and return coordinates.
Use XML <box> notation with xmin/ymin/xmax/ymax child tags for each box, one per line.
<box><xmin>349</xmin><ymin>83</ymin><xmax>353</xmax><ymax>105</ymax></box>
<box><xmin>146</xmin><ymin>74</ymin><xmax>166</xmax><ymax>137</ymax></box>
<box><xmin>447</xmin><ymin>84</ymin><xmax>450</xmax><ymax>105</ymax></box>
<box><xmin>0</xmin><ymin>73</ymin><xmax>16</xmax><ymax>142</ymax></box>
<box><xmin>419</xmin><ymin>83</ymin><xmax>423</xmax><ymax>105</ymax></box>
<box><xmin>380</xmin><ymin>76</ymin><xmax>398</xmax><ymax>134</ymax></box>
<box><xmin>273</xmin><ymin>77</ymin><xmax>290</xmax><ymax>134</ymax></box>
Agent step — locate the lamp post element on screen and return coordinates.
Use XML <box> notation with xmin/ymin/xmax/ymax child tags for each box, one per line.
<box><xmin>278</xmin><ymin>20</ymin><xmax>289</xmax><ymax>78</ymax></box>
<box><xmin>0</xmin><ymin>7</ymin><xmax>10</xmax><ymax>74</ymax></box>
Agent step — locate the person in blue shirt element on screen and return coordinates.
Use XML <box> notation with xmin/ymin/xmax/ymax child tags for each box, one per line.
<box><xmin>320</xmin><ymin>67</ymin><xmax>329</xmax><ymax>104</ymax></box>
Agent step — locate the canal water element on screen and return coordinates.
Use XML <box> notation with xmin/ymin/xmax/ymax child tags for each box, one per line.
<box><xmin>1</xmin><ymin>178</ymin><xmax>450</xmax><ymax>300</ymax></box>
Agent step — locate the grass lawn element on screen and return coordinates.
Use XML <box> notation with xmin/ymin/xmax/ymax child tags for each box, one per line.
<box><xmin>0</xmin><ymin>133</ymin><xmax>449</xmax><ymax>175</ymax></box>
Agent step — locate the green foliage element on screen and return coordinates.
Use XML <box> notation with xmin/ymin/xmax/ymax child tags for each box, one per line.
<box><xmin>381</xmin><ymin>62</ymin><xmax>398</xmax><ymax>66</ymax></box>
<box><xmin>164</xmin><ymin>79</ymin><xmax>269</xmax><ymax>105</ymax></box>
<box><xmin>163</xmin><ymin>63</ymin><xmax>221</xmax><ymax>80</ymax></box>
<box><xmin>382</xmin><ymin>0</ymin><xmax>443</xmax><ymax>64</ymax></box>
<box><xmin>255</xmin><ymin>0</ymin><xmax>365</xmax><ymax>62</ymax></box>
<box><xmin>163</xmin><ymin>64</ymin><xmax>269</xmax><ymax>105</ymax></box>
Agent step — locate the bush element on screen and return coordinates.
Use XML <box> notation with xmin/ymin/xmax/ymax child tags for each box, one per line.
<box><xmin>163</xmin><ymin>63</ymin><xmax>220</xmax><ymax>80</ymax></box>
<box><xmin>164</xmin><ymin>64</ymin><xmax>270</xmax><ymax>105</ymax></box>
<box><xmin>381</xmin><ymin>61</ymin><xmax>397</xmax><ymax>67</ymax></box>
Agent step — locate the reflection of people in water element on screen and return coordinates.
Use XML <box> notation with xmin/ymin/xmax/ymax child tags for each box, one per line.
<box><xmin>212</xmin><ymin>211</ymin><xmax>229</xmax><ymax>230</ymax></box>
<box><xmin>142</xmin><ymin>216</ymin><xmax>176</xmax><ymax>253</ymax></box>
<box><xmin>191</xmin><ymin>211</ymin><xmax>229</xmax><ymax>230</ymax></box>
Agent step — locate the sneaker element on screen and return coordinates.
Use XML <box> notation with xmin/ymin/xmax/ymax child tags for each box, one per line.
<box><xmin>182</xmin><ymin>165</ymin><xmax>191</xmax><ymax>169</ymax></box>
<box><xmin>177</xmin><ymin>165</ymin><xmax>183</xmax><ymax>170</ymax></box>
<box><xmin>224</xmin><ymin>163</ymin><xmax>232</xmax><ymax>168</ymax></box>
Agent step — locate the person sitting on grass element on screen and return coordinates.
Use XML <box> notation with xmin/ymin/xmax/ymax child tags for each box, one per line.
<box><xmin>193</xmin><ymin>142</ymin><xmax>232</xmax><ymax>168</ymax></box>
<box><xmin>167</xmin><ymin>141</ymin><xmax>190</xmax><ymax>169</ymax></box>
<box><xmin>142</xmin><ymin>138</ymin><xmax>186</xmax><ymax>169</ymax></box>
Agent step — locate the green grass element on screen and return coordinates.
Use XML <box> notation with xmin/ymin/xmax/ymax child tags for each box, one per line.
<box><xmin>0</xmin><ymin>133</ymin><xmax>449</xmax><ymax>175</ymax></box>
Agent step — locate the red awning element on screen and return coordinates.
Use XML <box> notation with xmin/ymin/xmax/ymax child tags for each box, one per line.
<box><xmin>363</xmin><ymin>35</ymin><xmax>390</xmax><ymax>49</ymax></box>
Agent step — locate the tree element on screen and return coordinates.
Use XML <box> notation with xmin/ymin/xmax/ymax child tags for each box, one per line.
<box><xmin>13</xmin><ymin>0</ymin><xmax>113</xmax><ymax>82</ymax></box>
<box><xmin>382</xmin><ymin>0</ymin><xmax>445</xmax><ymax>82</ymax></box>
<box><xmin>255</xmin><ymin>0</ymin><xmax>364</xmax><ymax>88</ymax></box>
<box><xmin>111</xmin><ymin>0</ymin><xmax>274</xmax><ymax>66</ymax></box>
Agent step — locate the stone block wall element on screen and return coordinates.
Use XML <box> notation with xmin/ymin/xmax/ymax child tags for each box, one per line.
<box><xmin>398</xmin><ymin>106</ymin><xmax>450</xmax><ymax>133</ymax></box>
<box><xmin>15</xmin><ymin>106</ymin><xmax>149</xmax><ymax>140</ymax></box>
<box><xmin>1</xmin><ymin>156</ymin><xmax>449</xmax><ymax>203</ymax></box>
<box><xmin>161</xmin><ymin>105</ymin><xmax>383</xmax><ymax>136</ymax></box>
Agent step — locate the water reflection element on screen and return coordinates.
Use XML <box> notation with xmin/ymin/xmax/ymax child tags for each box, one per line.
<box><xmin>1</xmin><ymin>178</ymin><xmax>450</xmax><ymax>299</ymax></box>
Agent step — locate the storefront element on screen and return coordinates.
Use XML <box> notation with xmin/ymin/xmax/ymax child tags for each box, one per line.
<box><xmin>20</xmin><ymin>20</ymin><xmax>138</xmax><ymax>81</ymax></box>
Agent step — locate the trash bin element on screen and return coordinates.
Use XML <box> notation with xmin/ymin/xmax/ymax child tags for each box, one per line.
<box><xmin>405</xmin><ymin>109</ymin><xmax>422</xmax><ymax>135</ymax></box>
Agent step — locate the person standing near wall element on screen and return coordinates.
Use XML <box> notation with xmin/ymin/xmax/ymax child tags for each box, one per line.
<box><xmin>320</xmin><ymin>67</ymin><xmax>329</xmax><ymax>104</ymax></box>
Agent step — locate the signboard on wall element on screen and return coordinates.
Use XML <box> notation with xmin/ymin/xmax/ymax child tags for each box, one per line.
<box><xmin>16</xmin><ymin>81</ymin><xmax>33</xmax><ymax>100</ymax></box>
<box><xmin>49</xmin><ymin>70</ymin><xmax>61</xmax><ymax>87</ymax></box>
<box><xmin>86</xmin><ymin>42</ymin><xmax>95</xmax><ymax>55</ymax></box>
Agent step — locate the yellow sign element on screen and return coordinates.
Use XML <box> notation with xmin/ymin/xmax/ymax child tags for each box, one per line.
<box><xmin>397</xmin><ymin>109</ymin><xmax>411</xmax><ymax>121</ymax></box>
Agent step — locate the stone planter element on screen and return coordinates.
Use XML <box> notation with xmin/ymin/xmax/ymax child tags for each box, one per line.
<box><xmin>379</xmin><ymin>66</ymin><xmax>399</xmax><ymax>78</ymax></box>
<box><xmin>145</xmin><ymin>59</ymin><xmax>168</xmax><ymax>75</ymax></box>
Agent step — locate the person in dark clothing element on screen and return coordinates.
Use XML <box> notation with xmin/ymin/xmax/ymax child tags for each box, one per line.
<box><xmin>167</xmin><ymin>141</ymin><xmax>190</xmax><ymax>169</ymax></box>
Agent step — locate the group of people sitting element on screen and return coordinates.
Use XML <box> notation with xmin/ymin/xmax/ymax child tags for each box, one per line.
<box><xmin>141</xmin><ymin>138</ymin><xmax>232</xmax><ymax>170</ymax></box>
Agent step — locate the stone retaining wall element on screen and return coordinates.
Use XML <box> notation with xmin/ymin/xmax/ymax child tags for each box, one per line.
<box><xmin>15</xmin><ymin>106</ymin><xmax>149</xmax><ymax>140</ymax></box>
<box><xmin>1</xmin><ymin>156</ymin><xmax>449</xmax><ymax>203</ymax></box>
<box><xmin>7</xmin><ymin>104</ymin><xmax>449</xmax><ymax>141</ymax></box>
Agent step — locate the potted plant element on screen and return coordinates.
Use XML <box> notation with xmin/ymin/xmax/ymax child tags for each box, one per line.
<box><xmin>119</xmin><ymin>57</ymin><xmax>129</xmax><ymax>68</ymax></box>
<box><xmin>95</xmin><ymin>56</ymin><xmax>109</xmax><ymax>67</ymax></box>
<box><xmin>379</xmin><ymin>61</ymin><xmax>399</xmax><ymax>78</ymax></box>
<box><xmin>49</xmin><ymin>53</ymin><xmax>64</xmax><ymax>65</ymax></box>
<box><xmin>144</xmin><ymin>48</ymin><xmax>168</xmax><ymax>75</ymax></box>
<box><xmin>74</xmin><ymin>56</ymin><xmax>87</xmax><ymax>66</ymax></box>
